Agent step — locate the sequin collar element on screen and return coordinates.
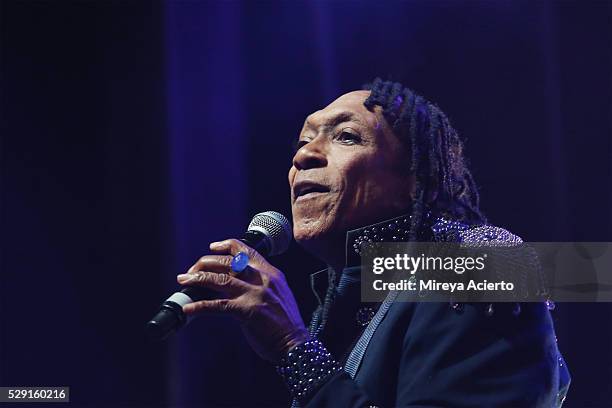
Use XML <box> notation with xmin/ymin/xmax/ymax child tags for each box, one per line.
<box><xmin>344</xmin><ymin>212</ymin><xmax>436</xmax><ymax>267</ymax></box>
<box><xmin>309</xmin><ymin>212</ymin><xmax>474</xmax><ymax>302</ymax></box>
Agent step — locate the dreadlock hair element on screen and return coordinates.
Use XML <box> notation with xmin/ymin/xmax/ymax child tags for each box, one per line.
<box><xmin>363</xmin><ymin>78</ymin><xmax>486</xmax><ymax>239</ymax></box>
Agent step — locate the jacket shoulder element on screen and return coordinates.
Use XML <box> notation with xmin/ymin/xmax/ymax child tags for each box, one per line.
<box><xmin>430</xmin><ymin>217</ymin><xmax>523</xmax><ymax>245</ymax></box>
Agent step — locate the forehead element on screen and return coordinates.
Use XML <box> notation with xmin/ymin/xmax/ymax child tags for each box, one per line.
<box><xmin>304</xmin><ymin>90</ymin><xmax>377</xmax><ymax>130</ymax></box>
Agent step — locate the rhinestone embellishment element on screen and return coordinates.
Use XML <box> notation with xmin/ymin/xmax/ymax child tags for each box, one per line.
<box><xmin>276</xmin><ymin>339</ymin><xmax>342</xmax><ymax>401</ymax></box>
<box><xmin>356</xmin><ymin>306</ymin><xmax>376</xmax><ymax>326</ymax></box>
<box><xmin>352</xmin><ymin>216</ymin><xmax>413</xmax><ymax>255</ymax></box>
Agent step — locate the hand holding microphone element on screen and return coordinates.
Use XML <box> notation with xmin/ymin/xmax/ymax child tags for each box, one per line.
<box><xmin>179</xmin><ymin>237</ymin><xmax>309</xmax><ymax>362</ymax></box>
<box><xmin>146</xmin><ymin>211</ymin><xmax>310</xmax><ymax>363</ymax></box>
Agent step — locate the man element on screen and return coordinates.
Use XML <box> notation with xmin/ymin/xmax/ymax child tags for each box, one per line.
<box><xmin>176</xmin><ymin>79</ymin><xmax>571</xmax><ymax>407</ymax></box>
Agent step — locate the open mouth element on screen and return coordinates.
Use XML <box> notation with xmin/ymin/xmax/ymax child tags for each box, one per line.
<box><xmin>293</xmin><ymin>181</ymin><xmax>330</xmax><ymax>200</ymax></box>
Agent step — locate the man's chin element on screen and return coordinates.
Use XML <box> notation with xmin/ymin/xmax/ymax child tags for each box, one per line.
<box><xmin>292</xmin><ymin>218</ymin><xmax>334</xmax><ymax>246</ymax></box>
<box><xmin>293</xmin><ymin>218</ymin><xmax>343</xmax><ymax>244</ymax></box>
<box><xmin>293</xmin><ymin>225</ymin><xmax>323</xmax><ymax>245</ymax></box>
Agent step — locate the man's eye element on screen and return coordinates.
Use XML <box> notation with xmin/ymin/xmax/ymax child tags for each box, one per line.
<box><xmin>336</xmin><ymin>130</ymin><xmax>361</xmax><ymax>145</ymax></box>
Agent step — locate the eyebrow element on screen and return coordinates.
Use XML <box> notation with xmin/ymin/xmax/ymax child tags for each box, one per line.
<box><xmin>304</xmin><ymin>111</ymin><xmax>364</xmax><ymax>130</ymax></box>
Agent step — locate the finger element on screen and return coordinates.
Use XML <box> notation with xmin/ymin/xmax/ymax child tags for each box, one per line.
<box><xmin>177</xmin><ymin>271</ymin><xmax>253</xmax><ymax>296</ymax></box>
<box><xmin>188</xmin><ymin>254</ymin><xmax>233</xmax><ymax>274</ymax></box>
<box><xmin>183</xmin><ymin>298</ymin><xmax>239</xmax><ymax>316</ymax></box>
<box><xmin>209</xmin><ymin>239</ymin><xmax>266</xmax><ymax>266</ymax></box>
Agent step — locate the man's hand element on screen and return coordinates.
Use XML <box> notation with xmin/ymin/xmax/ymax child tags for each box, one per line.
<box><xmin>177</xmin><ymin>239</ymin><xmax>310</xmax><ymax>363</ymax></box>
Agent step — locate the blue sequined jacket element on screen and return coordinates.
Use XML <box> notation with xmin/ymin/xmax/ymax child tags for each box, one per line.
<box><xmin>281</xmin><ymin>214</ymin><xmax>571</xmax><ymax>407</ymax></box>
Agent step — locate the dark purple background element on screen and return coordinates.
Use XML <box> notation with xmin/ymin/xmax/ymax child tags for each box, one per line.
<box><xmin>1</xmin><ymin>1</ymin><xmax>611</xmax><ymax>407</ymax></box>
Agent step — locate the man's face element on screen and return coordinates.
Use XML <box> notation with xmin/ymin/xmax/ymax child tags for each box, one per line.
<box><xmin>288</xmin><ymin>90</ymin><xmax>415</xmax><ymax>249</ymax></box>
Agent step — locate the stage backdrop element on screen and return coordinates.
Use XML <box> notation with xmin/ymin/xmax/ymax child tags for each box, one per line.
<box><xmin>1</xmin><ymin>1</ymin><xmax>611</xmax><ymax>407</ymax></box>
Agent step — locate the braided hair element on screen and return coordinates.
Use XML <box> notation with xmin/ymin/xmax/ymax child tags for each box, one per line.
<box><xmin>363</xmin><ymin>78</ymin><xmax>486</xmax><ymax>238</ymax></box>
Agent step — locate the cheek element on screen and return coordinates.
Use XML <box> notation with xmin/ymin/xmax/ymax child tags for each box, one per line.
<box><xmin>336</xmin><ymin>152</ymin><xmax>379</xmax><ymax>197</ymax></box>
<box><xmin>328</xmin><ymin>153</ymin><xmax>374</xmax><ymax>219</ymax></box>
<box><xmin>336</xmin><ymin>154</ymin><xmax>409</xmax><ymax>219</ymax></box>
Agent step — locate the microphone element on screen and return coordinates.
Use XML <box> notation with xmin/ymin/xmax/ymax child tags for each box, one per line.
<box><xmin>146</xmin><ymin>211</ymin><xmax>292</xmax><ymax>340</ymax></box>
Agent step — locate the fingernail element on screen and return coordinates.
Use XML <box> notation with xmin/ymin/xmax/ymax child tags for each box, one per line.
<box><xmin>209</xmin><ymin>241</ymin><xmax>222</xmax><ymax>249</ymax></box>
<box><xmin>177</xmin><ymin>273</ymin><xmax>190</xmax><ymax>283</ymax></box>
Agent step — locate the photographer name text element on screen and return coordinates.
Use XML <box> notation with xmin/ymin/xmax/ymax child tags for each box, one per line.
<box><xmin>372</xmin><ymin>279</ymin><xmax>515</xmax><ymax>292</ymax></box>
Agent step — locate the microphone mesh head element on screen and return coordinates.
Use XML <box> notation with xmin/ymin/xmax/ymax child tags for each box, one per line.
<box><xmin>247</xmin><ymin>211</ymin><xmax>293</xmax><ymax>256</ymax></box>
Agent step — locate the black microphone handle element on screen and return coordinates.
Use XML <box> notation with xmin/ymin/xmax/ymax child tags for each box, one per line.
<box><xmin>146</xmin><ymin>230</ymin><xmax>269</xmax><ymax>340</ymax></box>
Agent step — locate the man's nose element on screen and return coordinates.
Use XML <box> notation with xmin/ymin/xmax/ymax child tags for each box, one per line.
<box><xmin>292</xmin><ymin>136</ymin><xmax>328</xmax><ymax>170</ymax></box>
